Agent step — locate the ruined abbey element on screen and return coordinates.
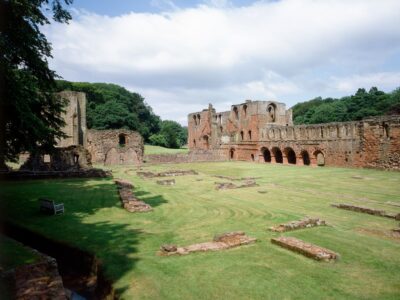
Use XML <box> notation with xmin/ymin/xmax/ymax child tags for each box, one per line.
<box><xmin>21</xmin><ymin>91</ymin><xmax>144</xmax><ymax>171</ymax></box>
<box><xmin>188</xmin><ymin>100</ymin><xmax>400</xmax><ymax>169</ymax></box>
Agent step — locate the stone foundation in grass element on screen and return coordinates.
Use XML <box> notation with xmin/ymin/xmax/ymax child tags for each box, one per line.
<box><xmin>271</xmin><ymin>237</ymin><xmax>339</xmax><ymax>261</ymax></box>
<box><xmin>269</xmin><ymin>218</ymin><xmax>327</xmax><ymax>232</ymax></box>
<box><xmin>15</xmin><ymin>258</ymin><xmax>66</xmax><ymax>300</ymax></box>
<box><xmin>331</xmin><ymin>203</ymin><xmax>400</xmax><ymax>219</ymax></box>
<box><xmin>156</xmin><ymin>179</ymin><xmax>175</xmax><ymax>186</ymax></box>
<box><xmin>159</xmin><ymin>231</ymin><xmax>256</xmax><ymax>256</ymax></box>
<box><xmin>215</xmin><ymin>179</ymin><xmax>259</xmax><ymax>190</ymax></box>
<box><xmin>137</xmin><ymin>170</ymin><xmax>198</xmax><ymax>178</ymax></box>
<box><xmin>115</xmin><ymin>179</ymin><xmax>152</xmax><ymax>213</ymax></box>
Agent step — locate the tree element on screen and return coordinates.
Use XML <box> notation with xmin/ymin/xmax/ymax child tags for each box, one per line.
<box><xmin>56</xmin><ymin>81</ymin><xmax>161</xmax><ymax>141</ymax></box>
<box><xmin>0</xmin><ymin>0</ymin><xmax>73</xmax><ymax>169</ymax></box>
<box><xmin>149</xmin><ymin>120</ymin><xmax>187</xmax><ymax>149</ymax></box>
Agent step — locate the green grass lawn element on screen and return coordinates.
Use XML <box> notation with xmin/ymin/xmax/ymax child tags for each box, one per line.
<box><xmin>144</xmin><ymin>144</ymin><xmax>189</xmax><ymax>155</ymax></box>
<box><xmin>1</xmin><ymin>162</ymin><xmax>400</xmax><ymax>299</ymax></box>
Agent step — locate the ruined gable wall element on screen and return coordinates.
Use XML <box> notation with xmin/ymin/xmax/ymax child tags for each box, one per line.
<box><xmin>87</xmin><ymin>129</ymin><xmax>144</xmax><ymax>165</ymax></box>
<box><xmin>57</xmin><ymin>91</ymin><xmax>87</xmax><ymax>148</ymax></box>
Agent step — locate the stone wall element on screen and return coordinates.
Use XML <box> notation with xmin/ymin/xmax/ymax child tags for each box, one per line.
<box><xmin>188</xmin><ymin>100</ymin><xmax>400</xmax><ymax>170</ymax></box>
<box><xmin>56</xmin><ymin>91</ymin><xmax>87</xmax><ymax>148</ymax></box>
<box><xmin>19</xmin><ymin>145</ymin><xmax>91</xmax><ymax>171</ymax></box>
<box><xmin>87</xmin><ymin>129</ymin><xmax>144</xmax><ymax>165</ymax></box>
<box><xmin>144</xmin><ymin>149</ymin><xmax>226</xmax><ymax>164</ymax></box>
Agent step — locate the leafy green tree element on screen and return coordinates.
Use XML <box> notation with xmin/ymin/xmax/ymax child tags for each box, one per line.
<box><xmin>56</xmin><ymin>81</ymin><xmax>161</xmax><ymax>141</ymax></box>
<box><xmin>292</xmin><ymin>87</ymin><xmax>400</xmax><ymax>125</ymax></box>
<box><xmin>149</xmin><ymin>120</ymin><xmax>187</xmax><ymax>149</ymax></box>
<box><xmin>0</xmin><ymin>0</ymin><xmax>72</xmax><ymax>169</ymax></box>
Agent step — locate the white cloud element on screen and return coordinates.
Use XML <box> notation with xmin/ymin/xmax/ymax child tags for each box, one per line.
<box><xmin>45</xmin><ymin>0</ymin><xmax>400</xmax><ymax>124</ymax></box>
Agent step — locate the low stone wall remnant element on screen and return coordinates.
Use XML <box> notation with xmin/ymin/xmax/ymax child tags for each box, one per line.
<box><xmin>157</xmin><ymin>179</ymin><xmax>176</xmax><ymax>186</ymax></box>
<box><xmin>215</xmin><ymin>179</ymin><xmax>259</xmax><ymax>190</ymax></box>
<box><xmin>270</xmin><ymin>218</ymin><xmax>327</xmax><ymax>232</ymax></box>
<box><xmin>0</xmin><ymin>169</ymin><xmax>111</xmax><ymax>180</ymax></box>
<box><xmin>115</xmin><ymin>179</ymin><xmax>152</xmax><ymax>212</ymax></box>
<box><xmin>332</xmin><ymin>203</ymin><xmax>400</xmax><ymax>219</ymax></box>
<box><xmin>137</xmin><ymin>169</ymin><xmax>198</xmax><ymax>178</ymax></box>
<box><xmin>271</xmin><ymin>237</ymin><xmax>339</xmax><ymax>261</ymax></box>
<box><xmin>159</xmin><ymin>231</ymin><xmax>256</xmax><ymax>256</ymax></box>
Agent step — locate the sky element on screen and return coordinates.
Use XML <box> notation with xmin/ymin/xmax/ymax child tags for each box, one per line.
<box><xmin>44</xmin><ymin>0</ymin><xmax>400</xmax><ymax>124</ymax></box>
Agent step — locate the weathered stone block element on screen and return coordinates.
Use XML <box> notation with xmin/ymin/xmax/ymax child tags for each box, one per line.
<box><xmin>271</xmin><ymin>237</ymin><xmax>339</xmax><ymax>261</ymax></box>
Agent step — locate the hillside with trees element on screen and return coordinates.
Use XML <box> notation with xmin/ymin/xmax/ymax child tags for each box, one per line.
<box><xmin>56</xmin><ymin>81</ymin><xmax>187</xmax><ymax>148</ymax></box>
<box><xmin>292</xmin><ymin>87</ymin><xmax>400</xmax><ymax>125</ymax></box>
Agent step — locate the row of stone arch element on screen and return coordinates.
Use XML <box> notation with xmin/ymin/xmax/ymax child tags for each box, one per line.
<box><xmin>229</xmin><ymin>147</ymin><xmax>325</xmax><ymax>166</ymax></box>
<box><xmin>260</xmin><ymin>147</ymin><xmax>325</xmax><ymax>166</ymax></box>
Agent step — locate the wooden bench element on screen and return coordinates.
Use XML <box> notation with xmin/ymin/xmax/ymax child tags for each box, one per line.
<box><xmin>39</xmin><ymin>198</ymin><xmax>64</xmax><ymax>215</ymax></box>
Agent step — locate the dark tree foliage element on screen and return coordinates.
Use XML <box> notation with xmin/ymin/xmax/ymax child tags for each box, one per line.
<box><xmin>292</xmin><ymin>87</ymin><xmax>400</xmax><ymax>125</ymax></box>
<box><xmin>149</xmin><ymin>120</ymin><xmax>187</xmax><ymax>149</ymax></box>
<box><xmin>56</xmin><ymin>81</ymin><xmax>161</xmax><ymax>141</ymax></box>
<box><xmin>0</xmin><ymin>0</ymin><xmax>72</xmax><ymax>168</ymax></box>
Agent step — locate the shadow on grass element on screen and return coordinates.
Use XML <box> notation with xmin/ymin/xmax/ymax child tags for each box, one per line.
<box><xmin>0</xmin><ymin>177</ymin><xmax>168</xmax><ymax>297</ymax></box>
<box><xmin>135</xmin><ymin>190</ymin><xmax>168</xmax><ymax>208</ymax></box>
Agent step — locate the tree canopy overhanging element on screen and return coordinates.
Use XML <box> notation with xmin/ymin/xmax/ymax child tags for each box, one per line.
<box><xmin>0</xmin><ymin>0</ymin><xmax>73</xmax><ymax>169</ymax></box>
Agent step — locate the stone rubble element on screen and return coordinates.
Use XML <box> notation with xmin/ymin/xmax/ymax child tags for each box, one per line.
<box><xmin>115</xmin><ymin>179</ymin><xmax>152</xmax><ymax>213</ymax></box>
<box><xmin>331</xmin><ymin>203</ymin><xmax>400</xmax><ymax>219</ymax></box>
<box><xmin>15</xmin><ymin>258</ymin><xmax>66</xmax><ymax>300</ymax></box>
<box><xmin>159</xmin><ymin>231</ymin><xmax>256</xmax><ymax>256</ymax></box>
<box><xmin>215</xmin><ymin>179</ymin><xmax>259</xmax><ymax>190</ymax></box>
<box><xmin>156</xmin><ymin>179</ymin><xmax>176</xmax><ymax>186</ymax></box>
<box><xmin>269</xmin><ymin>217</ymin><xmax>326</xmax><ymax>232</ymax></box>
<box><xmin>271</xmin><ymin>237</ymin><xmax>339</xmax><ymax>262</ymax></box>
<box><xmin>137</xmin><ymin>170</ymin><xmax>198</xmax><ymax>178</ymax></box>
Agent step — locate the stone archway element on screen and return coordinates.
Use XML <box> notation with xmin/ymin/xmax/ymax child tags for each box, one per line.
<box><xmin>272</xmin><ymin>147</ymin><xmax>283</xmax><ymax>163</ymax></box>
<box><xmin>122</xmin><ymin>148</ymin><xmax>139</xmax><ymax>165</ymax></box>
<box><xmin>261</xmin><ymin>147</ymin><xmax>271</xmax><ymax>163</ymax></box>
<box><xmin>105</xmin><ymin>148</ymin><xmax>119</xmax><ymax>165</ymax></box>
<box><xmin>314</xmin><ymin>150</ymin><xmax>325</xmax><ymax>166</ymax></box>
<box><xmin>284</xmin><ymin>147</ymin><xmax>296</xmax><ymax>164</ymax></box>
<box><xmin>301</xmin><ymin>150</ymin><xmax>311</xmax><ymax>166</ymax></box>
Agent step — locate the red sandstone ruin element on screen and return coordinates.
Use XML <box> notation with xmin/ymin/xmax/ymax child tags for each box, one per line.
<box><xmin>187</xmin><ymin>100</ymin><xmax>400</xmax><ymax>169</ymax></box>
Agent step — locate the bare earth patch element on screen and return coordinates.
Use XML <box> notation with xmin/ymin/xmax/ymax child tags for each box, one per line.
<box><xmin>271</xmin><ymin>237</ymin><xmax>339</xmax><ymax>262</ymax></box>
<box><xmin>159</xmin><ymin>232</ymin><xmax>257</xmax><ymax>256</ymax></box>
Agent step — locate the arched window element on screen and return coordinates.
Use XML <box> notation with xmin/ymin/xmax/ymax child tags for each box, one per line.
<box><xmin>240</xmin><ymin>131</ymin><xmax>244</xmax><ymax>141</ymax></box>
<box><xmin>243</xmin><ymin>104</ymin><xmax>247</xmax><ymax>117</ymax></box>
<box><xmin>197</xmin><ymin>114</ymin><xmax>201</xmax><ymax>124</ymax></box>
<box><xmin>230</xmin><ymin>148</ymin><xmax>235</xmax><ymax>159</ymax></box>
<box><xmin>193</xmin><ymin>115</ymin><xmax>197</xmax><ymax>126</ymax></box>
<box><xmin>248</xmin><ymin>130</ymin><xmax>252</xmax><ymax>140</ymax></box>
<box><xmin>193</xmin><ymin>139</ymin><xmax>196</xmax><ymax>147</ymax></box>
<box><xmin>119</xmin><ymin>134</ymin><xmax>126</xmax><ymax>147</ymax></box>
<box><xmin>251</xmin><ymin>154</ymin><xmax>255</xmax><ymax>161</ymax></box>
<box><xmin>233</xmin><ymin>106</ymin><xmax>239</xmax><ymax>120</ymax></box>
<box><xmin>203</xmin><ymin>135</ymin><xmax>209</xmax><ymax>149</ymax></box>
<box><xmin>267</xmin><ymin>103</ymin><xmax>276</xmax><ymax>122</ymax></box>
<box><xmin>220</xmin><ymin>126</ymin><xmax>223</xmax><ymax>133</ymax></box>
